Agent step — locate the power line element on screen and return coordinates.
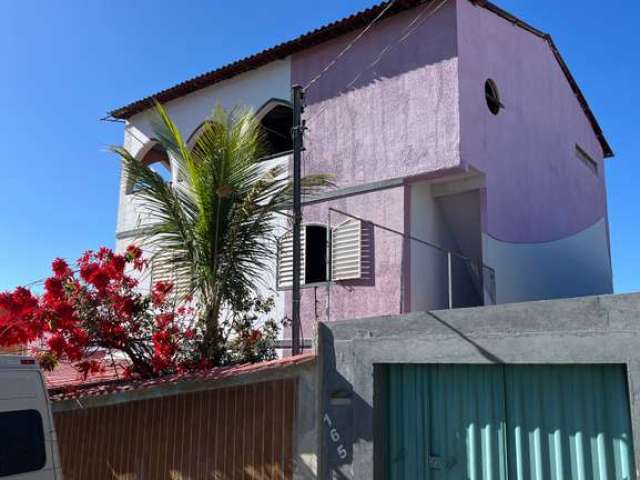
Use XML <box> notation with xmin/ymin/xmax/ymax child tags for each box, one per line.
<box><xmin>14</xmin><ymin>250</ymin><xmax>157</xmax><ymax>290</ymax></box>
<box><xmin>11</xmin><ymin>245</ymin><xmax>187</xmax><ymax>291</ymax></box>
<box><xmin>303</xmin><ymin>0</ymin><xmax>397</xmax><ymax>93</ymax></box>
<box><xmin>304</xmin><ymin>0</ymin><xmax>450</xmax><ymax>127</ymax></box>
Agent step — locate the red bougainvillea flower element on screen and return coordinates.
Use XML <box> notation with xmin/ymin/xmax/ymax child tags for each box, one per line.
<box><xmin>125</xmin><ymin>245</ymin><xmax>145</xmax><ymax>271</ymax></box>
<box><xmin>152</xmin><ymin>281</ymin><xmax>174</xmax><ymax>307</ymax></box>
<box><xmin>0</xmin><ymin>243</ymin><xmax>276</xmax><ymax>380</ymax></box>
<box><xmin>47</xmin><ymin>333</ymin><xmax>67</xmax><ymax>357</ymax></box>
<box><xmin>0</xmin><ymin>245</ymin><xmax>201</xmax><ymax>378</ymax></box>
<box><xmin>155</xmin><ymin>312</ymin><xmax>175</xmax><ymax>329</ymax></box>
<box><xmin>76</xmin><ymin>359</ymin><xmax>104</xmax><ymax>379</ymax></box>
<box><xmin>0</xmin><ymin>287</ymin><xmax>43</xmax><ymax>346</ymax></box>
<box><xmin>51</xmin><ymin>258</ymin><xmax>72</xmax><ymax>279</ymax></box>
<box><xmin>249</xmin><ymin>329</ymin><xmax>262</xmax><ymax>343</ymax></box>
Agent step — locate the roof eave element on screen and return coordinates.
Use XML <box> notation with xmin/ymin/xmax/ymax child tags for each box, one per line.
<box><xmin>481</xmin><ymin>1</ymin><xmax>613</xmax><ymax>158</ymax></box>
<box><xmin>107</xmin><ymin>0</ymin><xmax>613</xmax><ymax>158</ymax></box>
<box><xmin>107</xmin><ymin>0</ymin><xmax>423</xmax><ymax>120</ymax></box>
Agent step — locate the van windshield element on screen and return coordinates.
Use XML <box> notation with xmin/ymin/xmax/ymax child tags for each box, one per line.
<box><xmin>0</xmin><ymin>409</ymin><xmax>46</xmax><ymax>477</ymax></box>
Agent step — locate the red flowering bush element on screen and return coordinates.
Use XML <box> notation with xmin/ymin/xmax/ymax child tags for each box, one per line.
<box><xmin>0</xmin><ymin>246</ymin><xmax>280</xmax><ymax>379</ymax></box>
<box><xmin>0</xmin><ymin>246</ymin><xmax>209</xmax><ymax>378</ymax></box>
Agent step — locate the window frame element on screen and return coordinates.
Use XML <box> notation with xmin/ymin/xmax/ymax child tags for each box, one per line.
<box><xmin>276</xmin><ymin>223</ymin><xmax>331</xmax><ymax>290</ymax></box>
<box><xmin>0</xmin><ymin>408</ymin><xmax>47</xmax><ymax>477</ymax></box>
<box><xmin>276</xmin><ymin>220</ymin><xmax>365</xmax><ymax>291</ymax></box>
<box><xmin>256</xmin><ymin>98</ymin><xmax>294</xmax><ymax>160</ymax></box>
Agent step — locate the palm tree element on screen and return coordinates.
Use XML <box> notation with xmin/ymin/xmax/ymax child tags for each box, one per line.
<box><xmin>112</xmin><ymin>103</ymin><xmax>329</xmax><ymax>363</ymax></box>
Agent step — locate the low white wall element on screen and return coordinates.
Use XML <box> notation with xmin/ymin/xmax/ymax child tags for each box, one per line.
<box><xmin>483</xmin><ymin>217</ymin><xmax>613</xmax><ymax>304</ymax></box>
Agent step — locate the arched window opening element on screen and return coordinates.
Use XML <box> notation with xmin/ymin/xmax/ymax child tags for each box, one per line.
<box><xmin>186</xmin><ymin>121</ymin><xmax>211</xmax><ymax>151</ymax></box>
<box><xmin>259</xmin><ymin>103</ymin><xmax>293</xmax><ymax>158</ymax></box>
<box><xmin>127</xmin><ymin>143</ymin><xmax>172</xmax><ymax>193</ymax></box>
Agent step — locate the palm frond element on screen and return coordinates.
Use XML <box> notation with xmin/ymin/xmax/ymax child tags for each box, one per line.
<box><xmin>113</xmin><ymin>102</ymin><xmax>332</xmax><ymax>326</ymax></box>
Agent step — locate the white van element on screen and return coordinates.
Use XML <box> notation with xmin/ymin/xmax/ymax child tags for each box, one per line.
<box><xmin>0</xmin><ymin>356</ymin><xmax>61</xmax><ymax>479</ymax></box>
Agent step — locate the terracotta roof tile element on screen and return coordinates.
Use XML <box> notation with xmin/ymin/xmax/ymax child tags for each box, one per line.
<box><xmin>107</xmin><ymin>0</ymin><xmax>611</xmax><ymax>157</ymax></box>
<box><xmin>107</xmin><ymin>0</ymin><xmax>410</xmax><ymax>120</ymax></box>
<box><xmin>47</xmin><ymin>352</ymin><xmax>315</xmax><ymax>402</ymax></box>
<box><xmin>44</xmin><ymin>357</ymin><xmax>127</xmax><ymax>390</ymax></box>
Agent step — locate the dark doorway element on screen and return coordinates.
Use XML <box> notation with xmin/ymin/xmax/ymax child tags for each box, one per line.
<box><xmin>305</xmin><ymin>225</ymin><xmax>328</xmax><ymax>283</ymax></box>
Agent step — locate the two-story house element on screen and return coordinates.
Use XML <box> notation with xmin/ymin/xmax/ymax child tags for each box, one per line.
<box><xmin>110</xmin><ymin>0</ymin><xmax>613</xmax><ymax>344</ymax></box>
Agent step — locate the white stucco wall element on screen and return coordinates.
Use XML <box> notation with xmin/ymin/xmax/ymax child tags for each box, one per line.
<box><xmin>115</xmin><ymin>58</ymin><xmax>292</xmax><ymax>323</ymax></box>
<box><xmin>409</xmin><ymin>181</ymin><xmax>459</xmax><ymax>311</ymax></box>
<box><xmin>483</xmin><ymin>217</ymin><xmax>613</xmax><ymax>304</ymax></box>
<box><xmin>409</xmin><ymin>179</ymin><xmax>485</xmax><ymax>311</ymax></box>
<box><xmin>117</xmin><ymin>58</ymin><xmax>291</xmax><ymax>236</ymax></box>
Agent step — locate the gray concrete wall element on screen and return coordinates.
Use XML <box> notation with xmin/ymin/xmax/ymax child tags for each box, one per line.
<box><xmin>318</xmin><ymin>292</ymin><xmax>640</xmax><ymax>479</ymax></box>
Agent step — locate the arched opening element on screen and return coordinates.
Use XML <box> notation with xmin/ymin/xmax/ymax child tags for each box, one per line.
<box><xmin>186</xmin><ymin>122</ymin><xmax>210</xmax><ymax>150</ymax></box>
<box><xmin>257</xmin><ymin>99</ymin><xmax>293</xmax><ymax>159</ymax></box>
<box><xmin>127</xmin><ymin>142</ymin><xmax>172</xmax><ymax>193</ymax></box>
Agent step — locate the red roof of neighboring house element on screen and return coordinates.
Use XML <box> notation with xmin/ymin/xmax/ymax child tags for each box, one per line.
<box><xmin>47</xmin><ymin>352</ymin><xmax>315</xmax><ymax>402</ymax></box>
<box><xmin>107</xmin><ymin>0</ymin><xmax>612</xmax><ymax>158</ymax></box>
<box><xmin>44</xmin><ymin>355</ymin><xmax>128</xmax><ymax>390</ymax></box>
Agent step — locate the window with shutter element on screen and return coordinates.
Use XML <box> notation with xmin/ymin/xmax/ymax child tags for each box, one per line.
<box><xmin>331</xmin><ymin>219</ymin><xmax>363</xmax><ymax>281</ymax></box>
<box><xmin>151</xmin><ymin>251</ymin><xmax>191</xmax><ymax>299</ymax></box>
<box><xmin>305</xmin><ymin>225</ymin><xmax>328</xmax><ymax>283</ymax></box>
<box><xmin>276</xmin><ymin>229</ymin><xmax>305</xmax><ymax>290</ymax></box>
<box><xmin>277</xmin><ymin>220</ymin><xmax>364</xmax><ymax>289</ymax></box>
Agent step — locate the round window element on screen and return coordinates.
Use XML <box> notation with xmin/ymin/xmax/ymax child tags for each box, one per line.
<box><xmin>485</xmin><ymin>79</ymin><xmax>501</xmax><ymax>115</ymax></box>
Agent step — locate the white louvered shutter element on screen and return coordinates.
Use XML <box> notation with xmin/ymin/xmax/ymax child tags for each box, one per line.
<box><xmin>276</xmin><ymin>229</ymin><xmax>305</xmax><ymax>290</ymax></box>
<box><xmin>331</xmin><ymin>219</ymin><xmax>362</xmax><ymax>281</ymax></box>
<box><xmin>151</xmin><ymin>251</ymin><xmax>190</xmax><ymax>299</ymax></box>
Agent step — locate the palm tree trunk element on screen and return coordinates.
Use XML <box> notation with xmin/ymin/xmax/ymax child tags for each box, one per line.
<box><xmin>202</xmin><ymin>298</ymin><xmax>224</xmax><ymax>364</ymax></box>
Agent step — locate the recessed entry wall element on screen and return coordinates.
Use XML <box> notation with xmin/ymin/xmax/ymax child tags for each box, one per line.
<box><xmin>409</xmin><ymin>180</ymin><xmax>484</xmax><ymax>311</ymax></box>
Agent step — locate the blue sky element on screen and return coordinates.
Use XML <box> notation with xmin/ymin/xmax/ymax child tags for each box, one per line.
<box><xmin>0</xmin><ymin>0</ymin><xmax>638</xmax><ymax>292</ymax></box>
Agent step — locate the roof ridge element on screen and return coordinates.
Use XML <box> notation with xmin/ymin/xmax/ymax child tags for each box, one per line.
<box><xmin>107</xmin><ymin>0</ymin><xmax>612</xmax><ymax>157</ymax></box>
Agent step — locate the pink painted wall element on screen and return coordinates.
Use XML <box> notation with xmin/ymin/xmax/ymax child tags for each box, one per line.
<box><xmin>457</xmin><ymin>0</ymin><xmax>608</xmax><ymax>244</ymax></box>
<box><xmin>291</xmin><ymin>0</ymin><xmax>461</xmax><ymax>189</ymax></box>
<box><xmin>281</xmin><ymin>0</ymin><xmax>614</xmax><ymax>330</ymax></box>
<box><xmin>285</xmin><ymin>187</ymin><xmax>406</xmax><ymax>337</ymax></box>
<box><xmin>286</xmin><ymin>1</ymin><xmax>464</xmax><ymax>331</ymax></box>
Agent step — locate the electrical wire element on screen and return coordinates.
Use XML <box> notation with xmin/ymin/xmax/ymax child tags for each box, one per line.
<box><xmin>303</xmin><ymin>0</ymin><xmax>397</xmax><ymax>93</ymax></box>
<box><xmin>303</xmin><ymin>0</ymin><xmax>450</xmax><ymax>127</ymax></box>
<box><xmin>11</xmin><ymin>247</ymin><xmax>159</xmax><ymax>290</ymax></box>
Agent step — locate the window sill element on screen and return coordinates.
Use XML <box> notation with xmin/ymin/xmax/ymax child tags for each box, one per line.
<box><xmin>277</xmin><ymin>281</ymin><xmax>330</xmax><ymax>292</ymax></box>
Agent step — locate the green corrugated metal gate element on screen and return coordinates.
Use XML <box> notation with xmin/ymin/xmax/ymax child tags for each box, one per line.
<box><xmin>383</xmin><ymin>364</ymin><xmax>635</xmax><ymax>480</ymax></box>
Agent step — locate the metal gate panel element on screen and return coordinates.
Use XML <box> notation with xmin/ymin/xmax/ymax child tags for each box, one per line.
<box><xmin>384</xmin><ymin>364</ymin><xmax>508</xmax><ymax>480</ymax></box>
<box><xmin>505</xmin><ymin>365</ymin><xmax>635</xmax><ymax>480</ymax></box>
<box><xmin>382</xmin><ymin>364</ymin><xmax>635</xmax><ymax>480</ymax></box>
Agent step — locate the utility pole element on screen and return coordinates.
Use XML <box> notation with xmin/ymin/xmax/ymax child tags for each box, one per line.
<box><xmin>291</xmin><ymin>85</ymin><xmax>304</xmax><ymax>356</ymax></box>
